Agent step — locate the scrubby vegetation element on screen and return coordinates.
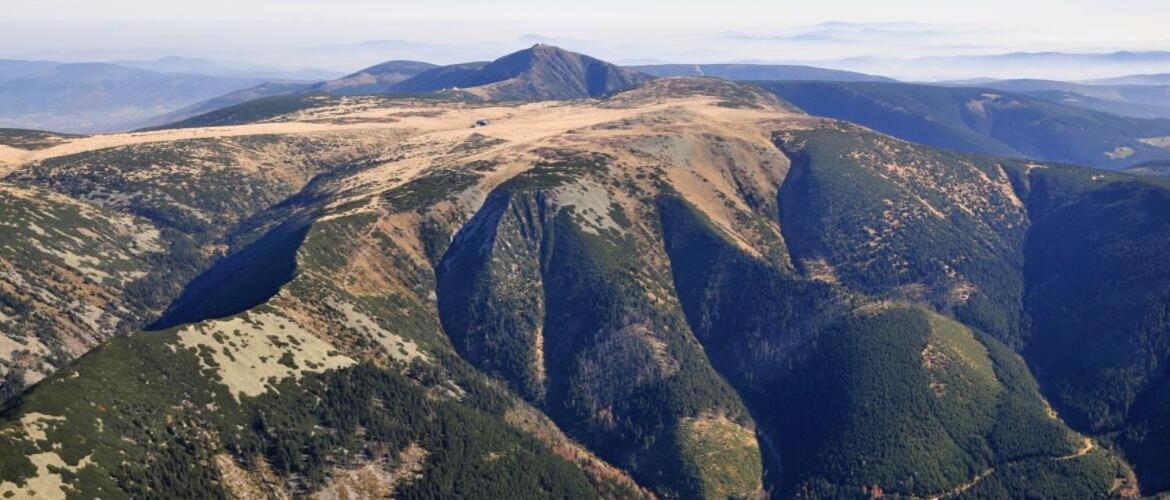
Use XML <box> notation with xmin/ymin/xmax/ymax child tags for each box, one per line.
<box><xmin>0</xmin><ymin>330</ymin><xmax>594</xmax><ymax>498</ymax></box>
<box><xmin>0</xmin><ymin>128</ymin><xmax>81</xmax><ymax>150</ymax></box>
<box><xmin>775</xmin><ymin>127</ymin><xmax>1028</xmax><ymax>346</ymax></box>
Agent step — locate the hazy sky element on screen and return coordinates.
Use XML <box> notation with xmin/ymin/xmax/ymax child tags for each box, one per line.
<box><xmin>4</xmin><ymin>0</ymin><xmax>1170</xmax><ymax>78</ymax></box>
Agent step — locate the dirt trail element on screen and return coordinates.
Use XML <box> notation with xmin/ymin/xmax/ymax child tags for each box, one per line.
<box><xmin>819</xmin><ymin>436</ymin><xmax>1102</xmax><ymax>499</ymax></box>
<box><xmin>926</xmin><ymin>437</ymin><xmax>1098</xmax><ymax>499</ymax></box>
<box><xmin>1060</xmin><ymin>437</ymin><xmax>1096</xmax><ymax>460</ymax></box>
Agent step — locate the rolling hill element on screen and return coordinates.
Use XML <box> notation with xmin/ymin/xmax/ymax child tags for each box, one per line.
<box><xmin>1</xmin><ymin>75</ymin><xmax>1166</xmax><ymax>497</ymax></box>
<box><xmin>759</xmin><ymin>80</ymin><xmax>1170</xmax><ymax>169</ymax></box>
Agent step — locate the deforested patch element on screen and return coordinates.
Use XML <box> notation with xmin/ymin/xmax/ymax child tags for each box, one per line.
<box><xmin>802</xmin><ymin>258</ymin><xmax>840</xmax><ymax>284</ymax></box>
<box><xmin>677</xmin><ymin>413</ymin><xmax>764</xmax><ymax>499</ymax></box>
<box><xmin>312</xmin><ymin>443</ymin><xmax>428</xmax><ymax>500</ymax></box>
<box><xmin>921</xmin><ymin>313</ymin><xmax>999</xmax><ymax>399</ymax></box>
<box><xmin>213</xmin><ymin>454</ymin><xmax>286</xmax><ymax>500</ymax></box>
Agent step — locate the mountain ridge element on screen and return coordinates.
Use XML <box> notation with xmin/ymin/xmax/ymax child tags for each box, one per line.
<box><xmin>0</xmin><ymin>76</ymin><xmax>1160</xmax><ymax>497</ymax></box>
<box><xmin>760</xmin><ymin>80</ymin><xmax>1170</xmax><ymax>169</ymax></box>
<box><xmin>390</xmin><ymin>45</ymin><xmax>654</xmax><ymax>100</ymax></box>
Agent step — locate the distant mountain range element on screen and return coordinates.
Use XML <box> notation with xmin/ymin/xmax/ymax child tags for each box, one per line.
<box><xmin>807</xmin><ymin>51</ymin><xmax>1170</xmax><ymax>81</ymax></box>
<box><xmin>145</xmin><ymin>49</ymin><xmax>1170</xmax><ymax>174</ymax></box>
<box><xmin>935</xmin><ymin>79</ymin><xmax>1170</xmax><ymax>119</ymax></box>
<box><xmin>759</xmin><ymin>80</ymin><xmax>1170</xmax><ymax>169</ymax></box>
<box><xmin>153</xmin><ymin>50</ymin><xmax>894</xmax><ymax>129</ymax></box>
<box><xmin>627</xmin><ymin>64</ymin><xmax>892</xmax><ymax>82</ymax></box>
<box><xmin>307</xmin><ymin>60</ymin><xmax>438</xmax><ymax>95</ymax></box>
<box><xmin>112</xmin><ymin>56</ymin><xmax>342</xmax><ymax>81</ymax></box>
<box><xmin>0</xmin><ymin>61</ymin><xmax>278</xmax><ymax>133</ymax></box>
<box><xmin>1088</xmin><ymin>73</ymin><xmax>1170</xmax><ymax>85</ymax></box>
<box><xmin>11</xmin><ymin>45</ymin><xmax>1170</xmax><ymax>144</ymax></box>
<box><xmin>307</xmin><ymin>53</ymin><xmax>891</xmax><ymax>100</ymax></box>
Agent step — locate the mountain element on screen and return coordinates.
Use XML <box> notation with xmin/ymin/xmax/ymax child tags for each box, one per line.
<box><xmin>0</xmin><ymin>61</ymin><xmax>267</xmax><ymax>133</ymax></box>
<box><xmin>0</xmin><ymin>60</ymin><xmax>60</xmax><ymax>80</ymax></box>
<box><xmin>145</xmin><ymin>46</ymin><xmax>642</xmax><ymax>127</ymax></box>
<box><xmin>629</xmin><ymin>63</ymin><xmax>894</xmax><ymax>82</ymax></box>
<box><xmin>2</xmin><ymin>75</ymin><xmax>1167</xmax><ymax>497</ymax></box>
<box><xmin>759</xmin><ymin>80</ymin><xmax>1170</xmax><ymax>169</ymax></box>
<box><xmin>150</xmin><ymin>47</ymin><xmax>646</xmax><ymax>125</ymax></box>
<box><xmin>389</xmin><ymin>45</ymin><xmax>654</xmax><ymax>100</ymax></box>
<box><xmin>961</xmin><ymin>79</ymin><xmax>1170</xmax><ymax>119</ymax></box>
<box><xmin>1086</xmin><ymin>73</ymin><xmax>1170</xmax><ymax>86</ymax></box>
<box><xmin>309</xmin><ymin>60</ymin><xmax>438</xmax><ymax>95</ymax></box>
<box><xmin>140</xmin><ymin>82</ymin><xmax>314</xmax><ymax>127</ymax></box>
<box><xmin>382</xmin><ymin>61</ymin><xmax>490</xmax><ymax>92</ymax></box>
<box><xmin>113</xmin><ymin>56</ymin><xmax>341</xmax><ymax>81</ymax></box>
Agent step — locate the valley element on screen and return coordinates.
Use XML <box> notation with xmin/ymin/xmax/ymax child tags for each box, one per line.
<box><xmin>0</xmin><ymin>44</ymin><xmax>1167</xmax><ymax>499</ymax></box>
